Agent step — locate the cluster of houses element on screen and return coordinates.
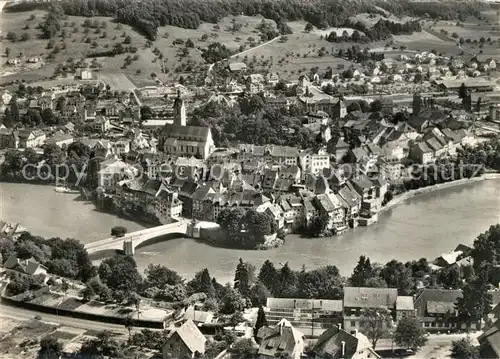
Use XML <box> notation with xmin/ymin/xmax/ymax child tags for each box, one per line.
<box><xmin>158</xmin><ymin>282</ymin><xmax>500</xmax><ymax>359</ymax></box>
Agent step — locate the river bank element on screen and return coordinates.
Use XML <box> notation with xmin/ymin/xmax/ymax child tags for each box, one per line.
<box><xmin>380</xmin><ymin>174</ymin><xmax>499</xmax><ymax>214</ymax></box>
<box><xmin>1</xmin><ymin>178</ymin><xmax>499</xmax><ymax>283</ymax></box>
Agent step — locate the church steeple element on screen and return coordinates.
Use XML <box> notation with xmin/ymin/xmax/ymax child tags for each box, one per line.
<box><xmin>173</xmin><ymin>90</ymin><xmax>186</xmax><ymax>126</ymax></box>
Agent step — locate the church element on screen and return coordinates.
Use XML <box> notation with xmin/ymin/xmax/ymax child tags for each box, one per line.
<box><xmin>160</xmin><ymin>92</ymin><xmax>215</xmax><ymax>160</ymax></box>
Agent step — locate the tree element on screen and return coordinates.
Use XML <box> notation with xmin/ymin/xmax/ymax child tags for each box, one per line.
<box><xmin>144</xmin><ymin>264</ymin><xmax>184</xmax><ymax>287</ymax></box>
<box><xmin>277</xmin><ymin>262</ymin><xmax>297</xmax><ymax>297</ymax></box>
<box><xmin>61</xmin><ymin>279</ymin><xmax>69</xmax><ymax>296</ymax></box>
<box><xmin>394</xmin><ymin>317</ymin><xmax>427</xmax><ymax>351</ymax></box>
<box><xmin>380</xmin><ymin>260</ymin><xmax>414</xmax><ymax>295</ymax></box>
<box><xmin>258</xmin><ymin>260</ymin><xmax>278</xmax><ymax>295</ymax></box>
<box><xmin>41</xmin><ymin>108</ymin><xmax>56</xmax><ymax>124</ymax></box>
<box><xmin>451</xmin><ymin>337</ymin><xmax>479</xmax><ymax>359</ymax></box>
<box><xmin>298</xmin><ymin>265</ymin><xmax>344</xmax><ymax>299</ymax></box>
<box><xmin>111</xmin><ymin>226</ymin><xmax>127</xmax><ymax>237</ymax></box>
<box><xmin>304</xmin><ymin>23</ymin><xmax>314</xmax><ymax>33</ymax></box>
<box><xmin>124</xmin><ymin>35</ymin><xmax>132</xmax><ymax>44</ymax></box>
<box><xmin>79</xmin><ymin>330</ymin><xmax>123</xmax><ymax>358</ymax></box>
<box><xmin>6</xmin><ymin>31</ymin><xmax>18</xmax><ymax>42</ymax></box>
<box><xmin>124</xmin><ymin>315</ymin><xmax>134</xmax><ymax>339</ymax></box>
<box><xmin>98</xmin><ymin>256</ymin><xmax>142</xmax><ymax>293</ymax></box>
<box><xmin>5</xmin><ymin>47</ymin><xmax>11</xmax><ymax>57</ymax></box>
<box><xmin>459</xmin><ymin>82</ymin><xmax>468</xmax><ymax>99</ymax></box>
<box><xmin>220</xmin><ymin>283</ymin><xmax>246</xmax><ymax>315</ymax></box>
<box><xmin>350</xmin><ymin>255</ymin><xmax>374</xmax><ymax>287</ymax></box>
<box><xmin>128</xmin><ymin>292</ymin><xmax>141</xmax><ymax>320</ymax></box>
<box><xmin>188</xmin><ymin>268</ymin><xmax>215</xmax><ymax>298</ymax></box>
<box><xmin>38</xmin><ymin>336</ymin><xmax>63</xmax><ymax>359</ymax></box>
<box><xmin>229</xmin><ymin>338</ymin><xmax>255</xmax><ymax>359</ymax></box>
<box><xmin>438</xmin><ymin>266</ymin><xmax>462</xmax><ymax>289</ymax></box>
<box><xmin>234</xmin><ymin>258</ymin><xmax>251</xmax><ymax>296</ymax></box>
<box><xmin>81</xmin><ymin>284</ymin><xmax>96</xmax><ymax>301</ymax></box>
<box><xmin>249</xmin><ymin>282</ymin><xmax>271</xmax><ymax>306</ymax></box>
<box><xmin>456</xmin><ymin>267</ymin><xmax>492</xmax><ymax>323</ymax></box>
<box><xmin>186</xmin><ymin>38</ymin><xmax>194</xmax><ymax>48</ymax></box>
<box><xmin>254</xmin><ymin>305</ymin><xmax>268</xmax><ymax>338</ymax></box>
<box><xmin>360</xmin><ymin>307</ymin><xmax>392</xmax><ymax>349</ymax></box>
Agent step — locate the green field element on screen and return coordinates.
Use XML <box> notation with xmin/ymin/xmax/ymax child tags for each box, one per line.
<box><xmin>0</xmin><ymin>8</ymin><xmax>279</xmax><ymax>86</ymax></box>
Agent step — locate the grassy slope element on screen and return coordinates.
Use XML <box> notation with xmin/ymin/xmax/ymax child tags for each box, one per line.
<box><xmin>1</xmin><ymin>8</ymin><xmax>497</xmax><ymax>86</ymax></box>
<box><xmin>0</xmin><ymin>10</ymin><xmax>280</xmax><ymax>86</ymax></box>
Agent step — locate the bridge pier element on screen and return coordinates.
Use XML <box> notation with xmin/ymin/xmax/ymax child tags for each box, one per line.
<box><xmin>123</xmin><ymin>240</ymin><xmax>134</xmax><ymax>256</ymax></box>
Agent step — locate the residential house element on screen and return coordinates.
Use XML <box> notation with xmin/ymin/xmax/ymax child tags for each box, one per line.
<box><xmin>264</xmin><ymin>204</ymin><xmax>285</xmax><ymax>229</ymax></box>
<box><xmin>410</xmin><ymin>142</ymin><xmax>434</xmax><ymax>164</ymax></box>
<box><xmin>478</xmin><ymin>318</ymin><xmax>500</xmax><ymax>358</ymax></box>
<box><xmin>278</xmin><ymin>196</ymin><xmax>304</xmax><ymax>231</ymax></box>
<box><xmin>112</xmin><ymin>140</ymin><xmax>130</xmax><ymax>155</ymax></box>
<box><xmin>414</xmin><ymin>288</ymin><xmax>468</xmax><ymax>331</ymax></box>
<box><xmin>312</xmin><ymin>325</ymin><xmax>381</xmax><ymax>359</ymax></box>
<box><xmin>337</xmin><ymin>186</ymin><xmax>361</xmax><ymax>228</ymax></box>
<box><xmin>0</xmin><ymin>128</ymin><xmax>19</xmax><ymax>149</ymax></box>
<box><xmin>303</xmin><ymin>196</ymin><xmax>319</xmax><ymax>226</ymax></box>
<box><xmin>228</xmin><ymin>62</ymin><xmax>248</xmax><ymax>73</ymax></box>
<box><xmin>163</xmin><ymin>320</ymin><xmax>206</xmax><ymax>359</ymax></box>
<box><xmin>93</xmin><ymin>114</ymin><xmax>111</xmax><ymax>133</ymax></box>
<box><xmin>266</xmin><ymin>72</ymin><xmax>280</xmax><ymax>85</ymax></box>
<box><xmin>191</xmin><ymin>185</ymin><xmax>216</xmax><ymax>219</ymax></box>
<box><xmin>98</xmin><ymin>159</ymin><xmax>138</xmax><ymax>191</ymax></box>
<box><xmin>155</xmin><ymin>188</ymin><xmax>183</xmax><ymax>223</ymax></box>
<box><xmin>265</xmin><ymin>145</ymin><xmax>299</xmax><ymax>166</ymax></box>
<box><xmin>47</xmin><ymin>131</ymin><xmax>74</xmax><ymax>148</ymax></box>
<box><xmin>81</xmin><ymin>138</ymin><xmax>113</xmax><ymax>158</ymax></box>
<box><xmin>299</xmin><ymin>151</ymin><xmax>331</xmax><ymax>177</ymax></box>
<box><xmin>17</xmin><ymin>129</ymin><xmax>46</xmax><ymax>148</ymax></box>
<box><xmin>327</xmin><ymin>136</ymin><xmax>350</xmax><ymax>161</ymax></box>
<box><xmin>183</xmin><ymin>306</ymin><xmax>215</xmax><ymax>325</ymax></box>
<box><xmin>2</xmin><ymin>255</ymin><xmax>48</xmax><ymax>283</ymax></box>
<box><xmin>266</xmin><ymin>298</ymin><xmax>343</xmax><ymax>338</ymax></box>
<box><xmin>313</xmin><ymin>192</ymin><xmax>347</xmax><ymax>234</ymax></box>
<box><xmin>257</xmin><ymin>319</ymin><xmax>305</xmax><ymax>359</ymax></box>
<box><xmin>0</xmin><ymin>222</ymin><xmax>28</xmax><ymax>240</ymax></box>
<box><xmin>246</xmin><ymin>74</ymin><xmax>265</xmax><ymax>94</ymax></box>
<box><xmin>396</xmin><ymin>296</ymin><xmax>415</xmax><ymax>321</ymax></box>
<box><xmin>342</xmin><ymin>287</ymin><xmax>398</xmax><ymax>332</ymax></box>
<box><xmin>75</xmin><ymin>68</ymin><xmax>92</xmax><ymax>80</ymax></box>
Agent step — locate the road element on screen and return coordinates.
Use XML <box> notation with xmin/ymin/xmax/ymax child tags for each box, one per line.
<box><xmin>376</xmin><ymin>332</ymin><xmax>481</xmax><ymax>359</ymax></box>
<box><xmin>0</xmin><ymin>301</ymin><xmax>128</xmax><ymax>334</ymax></box>
<box><xmin>207</xmin><ymin>36</ymin><xmax>281</xmax><ymax>74</ymax></box>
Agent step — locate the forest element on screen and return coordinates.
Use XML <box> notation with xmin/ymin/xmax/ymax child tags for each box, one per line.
<box><xmin>6</xmin><ymin>0</ymin><xmax>485</xmax><ymax>41</ymax></box>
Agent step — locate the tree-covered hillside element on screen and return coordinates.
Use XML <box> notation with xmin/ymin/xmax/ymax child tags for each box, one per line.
<box><xmin>7</xmin><ymin>0</ymin><xmax>486</xmax><ymax>41</ymax></box>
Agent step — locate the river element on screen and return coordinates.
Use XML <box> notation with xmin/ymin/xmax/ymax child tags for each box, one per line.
<box><xmin>0</xmin><ymin>180</ymin><xmax>499</xmax><ymax>283</ymax></box>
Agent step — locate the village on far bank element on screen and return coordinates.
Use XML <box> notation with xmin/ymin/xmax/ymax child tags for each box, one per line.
<box><xmin>1</xmin><ymin>3</ymin><xmax>500</xmax><ymax>357</ymax></box>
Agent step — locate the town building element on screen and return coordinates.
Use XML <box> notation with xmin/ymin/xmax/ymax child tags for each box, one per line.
<box><xmin>265</xmin><ymin>298</ymin><xmax>343</xmax><ymax>338</ymax></box>
<box><xmin>2</xmin><ymin>255</ymin><xmax>48</xmax><ymax>283</ymax></box>
<box><xmin>17</xmin><ymin>129</ymin><xmax>46</xmax><ymax>148</ymax></box>
<box><xmin>163</xmin><ymin>320</ymin><xmax>206</xmax><ymax>359</ymax></box>
<box><xmin>257</xmin><ymin>319</ymin><xmax>305</xmax><ymax>359</ymax></box>
<box><xmin>312</xmin><ymin>325</ymin><xmax>381</xmax><ymax>359</ymax></box>
<box><xmin>413</xmin><ymin>288</ymin><xmax>469</xmax><ymax>331</ymax></box>
<box><xmin>342</xmin><ymin>287</ymin><xmax>398</xmax><ymax>332</ymax></box>
<box><xmin>160</xmin><ymin>93</ymin><xmax>215</xmax><ymax>160</ymax></box>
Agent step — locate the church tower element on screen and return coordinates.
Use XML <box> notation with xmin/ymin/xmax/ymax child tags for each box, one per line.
<box><xmin>173</xmin><ymin>90</ymin><xmax>186</xmax><ymax>126</ymax></box>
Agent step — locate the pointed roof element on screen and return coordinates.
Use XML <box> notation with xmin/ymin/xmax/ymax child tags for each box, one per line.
<box><xmin>170</xmin><ymin>319</ymin><xmax>206</xmax><ymax>354</ymax></box>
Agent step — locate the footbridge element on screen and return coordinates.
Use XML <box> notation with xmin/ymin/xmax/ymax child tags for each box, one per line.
<box><xmin>85</xmin><ymin>220</ymin><xmax>190</xmax><ymax>256</ymax></box>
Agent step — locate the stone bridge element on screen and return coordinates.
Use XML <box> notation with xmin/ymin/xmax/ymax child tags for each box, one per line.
<box><xmin>85</xmin><ymin>220</ymin><xmax>190</xmax><ymax>256</ymax></box>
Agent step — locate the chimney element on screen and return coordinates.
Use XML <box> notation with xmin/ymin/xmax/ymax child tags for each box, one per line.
<box><xmin>341</xmin><ymin>341</ymin><xmax>346</xmax><ymax>358</ymax></box>
<box><xmin>279</xmin><ymin>322</ymin><xmax>283</xmax><ymax>336</ymax></box>
<box><xmin>338</xmin><ymin>323</ymin><xmax>342</xmax><ymax>330</ymax></box>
